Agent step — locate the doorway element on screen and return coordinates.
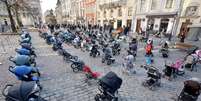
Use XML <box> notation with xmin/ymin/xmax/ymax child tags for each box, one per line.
<box><xmin>117</xmin><ymin>20</ymin><xmax>122</xmax><ymax>28</ymax></box>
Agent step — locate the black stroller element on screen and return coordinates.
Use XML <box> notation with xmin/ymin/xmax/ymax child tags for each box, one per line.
<box><xmin>177</xmin><ymin>79</ymin><xmax>201</xmax><ymax>101</ymax></box>
<box><xmin>142</xmin><ymin>66</ymin><xmax>161</xmax><ymax>90</ymax></box>
<box><xmin>95</xmin><ymin>72</ymin><xmax>122</xmax><ymax>101</ymax></box>
<box><xmin>2</xmin><ymin>81</ymin><xmax>44</xmax><ymax>101</ymax></box>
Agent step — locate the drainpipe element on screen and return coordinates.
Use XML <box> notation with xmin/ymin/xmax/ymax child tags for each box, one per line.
<box><xmin>171</xmin><ymin>0</ymin><xmax>185</xmax><ymax>41</ymax></box>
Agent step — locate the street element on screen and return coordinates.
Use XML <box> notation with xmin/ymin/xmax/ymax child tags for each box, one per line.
<box><xmin>0</xmin><ymin>31</ymin><xmax>200</xmax><ymax>101</ymax></box>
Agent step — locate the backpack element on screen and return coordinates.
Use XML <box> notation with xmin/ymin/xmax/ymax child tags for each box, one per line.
<box><xmin>146</xmin><ymin>44</ymin><xmax>152</xmax><ymax>53</ymax></box>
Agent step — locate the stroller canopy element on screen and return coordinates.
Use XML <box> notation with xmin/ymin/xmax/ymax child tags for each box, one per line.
<box><xmin>7</xmin><ymin>81</ymin><xmax>36</xmax><ymax>100</ymax></box>
<box><xmin>14</xmin><ymin>55</ymin><xmax>30</xmax><ymax>65</ymax></box>
<box><xmin>100</xmin><ymin>72</ymin><xmax>122</xmax><ymax>93</ymax></box>
<box><xmin>13</xmin><ymin>65</ymin><xmax>32</xmax><ymax>76</ymax></box>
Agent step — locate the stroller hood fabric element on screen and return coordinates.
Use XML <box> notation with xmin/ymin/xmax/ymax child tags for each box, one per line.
<box><xmin>100</xmin><ymin>72</ymin><xmax>122</xmax><ymax>92</ymax></box>
<box><xmin>13</xmin><ymin>66</ymin><xmax>32</xmax><ymax>76</ymax></box>
<box><xmin>7</xmin><ymin>81</ymin><xmax>36</xmax><ymax>100</ymax></box>
<box><xmin>14</xmin><ymin>55</ymin><xmax>30</xmax><ymax>65</ymax></box>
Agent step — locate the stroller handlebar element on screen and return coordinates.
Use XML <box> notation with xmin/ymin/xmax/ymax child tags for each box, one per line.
<box><xmin>8</xmin><ymin>56</ymin><xmax>14</xmax><ymax>62</ymax></box>
<box><xmin>8</xmin><ymin>66</ymin><xmax>15</xmax><ymax>73</ymax></box>
<box><xmin>2</xmin><ymin>84</ymin><xmax>13</xmax><ymax>97</ymax></box>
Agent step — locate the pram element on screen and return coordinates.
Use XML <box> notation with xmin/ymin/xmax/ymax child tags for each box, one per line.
<box><xmin>163</xmin><ymin>60</ymin><xmax>185</xmax><ymax>79</ymax></box>
<box><xmin>9</xmin><ymin>55</ymin><xmax>36</xmax><ymax>67</ymax></box>
<box><xmin>2</xmin><ymin>81</ymin><xmax>43</xmax><ymax>101</ymax></box>
<box><xmin>184</xmin><ymin>53</ymin><xmax>199</xmax><ymax>71</ymax></box>
<box><xmin>9</xmin><ymin>65</ymin><xmax>40</xmax><ymax>81</ymax></box>
<box><xmin>177</xmin><ymin>79</ymin><xmax>201</xmax><ymax>101</ymax></box>
<box><xmin>142</xmin><ymin>66</ymin><xmax>161</xmax><ymax>90</ymax></box>
<box><xmin>15</xmin><ymin>48</ymin><xmax>36</xmax><ymax>58</ymax></box>
<box><xmin>95</xmin><ymin>72</ymin><xmax>122</xmax><ymax>101</ymax></box>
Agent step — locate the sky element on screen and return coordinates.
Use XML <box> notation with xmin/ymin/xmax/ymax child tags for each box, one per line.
<box><xmin>41</xmin><ymin>0</ymin><xmax>57</xmax><ymax>14</ymax></box>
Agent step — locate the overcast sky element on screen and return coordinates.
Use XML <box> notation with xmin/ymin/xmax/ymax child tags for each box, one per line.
<box><xmin>41</xmin><ymin>0</ymin><xmax>57</xmax><ymax>14</ymax></box>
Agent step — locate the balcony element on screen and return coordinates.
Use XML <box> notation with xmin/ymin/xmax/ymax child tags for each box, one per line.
<box><xmin>99</xmin><ymin>0</ymin><xmax>127</xmax><ymax>10</ymax></box>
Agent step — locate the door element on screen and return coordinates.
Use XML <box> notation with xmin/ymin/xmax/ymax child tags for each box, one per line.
<box><xmin>117</xmin><ymin>20</ymin><xmax>122</xmax><ymax>28</ymax></box>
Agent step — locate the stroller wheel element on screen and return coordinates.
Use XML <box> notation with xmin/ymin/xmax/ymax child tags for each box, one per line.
<box><xmin>71</xmin><ymin>64</ymin><xmax>79</xmax><ymax>73</ymax></box>
<box><xmin>107</xmin><ymin>60</ymin><xmax>112</xmax><ymax>65</ymax></box>
<box><xmin>94</xmin><ymin>94</ymin><xmax>102</xmax><ymax>101</ymax></box>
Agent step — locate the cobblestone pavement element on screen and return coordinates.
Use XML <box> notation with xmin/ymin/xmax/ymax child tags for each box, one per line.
<box><xmin>0</xmin><ymin>32</ymin><xmax>201</xmax><ymax>101</ymax></box>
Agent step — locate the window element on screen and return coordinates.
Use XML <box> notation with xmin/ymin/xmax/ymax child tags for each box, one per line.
<box><xmin>128</xmin><ymin>7</ymin><xmax>133</xmax><ymax>16</ymax></box>
<box><xmin>151</xmin><ymin>0</ymin><xmax>158</xmax><ymax>10</ymax></box>
<box><xmin>140</xmin><ymin>0</ymin><xmax>146</xmax><ymax>12</ymax></box>
<box><xmin>110</xmin><ymin>9</ymin><xmax>113</xmax><ymax>17</ymax></box>
<box><xmin>165</xmin><ymin>0</ymin><xmax>173</xmax><ymax>9</ymax></box>
<box><xmin>118</xmin><ymin>8</ymin><xmax>122</xmax><ymax>17</ymax></box>
<box><xmin>103</xmin><ymin>10</ymin><xmax>106</xmax><ymax>18</ymax></box>
<box><xmin>185</xmin><ymin>6</ymin><xmax>198</xmax><ymax>16</ymax></box>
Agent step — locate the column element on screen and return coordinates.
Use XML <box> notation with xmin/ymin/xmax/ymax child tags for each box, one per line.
<box><xmin>153</xmin><ymin>18</ymin><xmax>161</xmax><ymax>31</ymax></box>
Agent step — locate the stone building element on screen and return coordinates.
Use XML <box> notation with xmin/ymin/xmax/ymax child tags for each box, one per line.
<box><xmin>97</xmin><ymin>0</ymin><xmax>135</xmax><ymax>29</ymax></box>
<box><xmin>20</xmin><ymin>0</ymin><xmax>42</xmax><ymax>27</ymax></box>
<box><xmin>133</xmin><ymin>0</ymin><xmax>182</xmax><ymax>35</ymax></box>
<box><xmin>177</xmin><ymin>0</ymin><xmax>201</xmax><ymax>41</ymax></box>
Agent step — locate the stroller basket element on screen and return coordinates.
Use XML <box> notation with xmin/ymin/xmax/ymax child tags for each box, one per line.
<box><xmin>99</xmin><ymin>72</ymin><xmax>122</xmax><ymax>94</ymax></box>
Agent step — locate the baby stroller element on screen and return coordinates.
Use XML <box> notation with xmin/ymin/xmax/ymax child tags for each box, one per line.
<box><xmin>184</xmin><ymin>54</ymin><xmax>199</xmax><ymax>71</ymax></box>
<box><xmin>163</xmin><ymin>60</ymin><xmax>185</xmax><ymax>80</ymax></box>
<box><xmin>2</xmin><ymin>81</ymin><xmax>43</xmax><ymax>101</ymax></box>
<box><xmin>62</xmin><ymin>49</ymin><xmax>78</xmax><ymax>63</ymax></box>
<box><xmin>142</xmin><ymin>66</ymin><xmax>161</xmax><ymax>90</ymax></box>
<box><xmin>9</xmin><ymin>55</ymin><xmax>36</xmax><ymax>67</ymax></box>
<box><xmin>15</xmin><ymin>48</ymin><xmax>36</xmax><ymax>58</ymax></box>
<box><xmin>95</xmin><ymin>72</ymin><xmax>122</xmax><ymax>101</ymax></box>
<box><xmin>9</xmin><ymin>65</ymin><xmax>40</xmax><ymax>81</ymax></box>
<box><xmin>177</xmin><ymin>78</ymin><xmax>201</xmax><ymax>101</ymax></box>
<box><xmin>83</xmin><ymin>65</ymin><xmax>101</xmax><ymax>84</ymax></box>
<box><xmin>20</xmin><ymin>43</ymin><xmax>37</xmax><ymax>57</ymax></box>
<box><xmin>70</xmin><ymin>59</ymin><xmax>85</xmax><ymax>73</ymax></box>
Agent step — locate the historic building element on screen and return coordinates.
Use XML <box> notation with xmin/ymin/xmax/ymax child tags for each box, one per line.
<box><xmin>177</xmin><ymin>0</ymin><xmax>201</xmax><ymax>41</ymax></box>
<box><xmin>133</xmin><ymin>0</ymin><xmax>182</xmax><ymax>35</ymax></box>
<box><xmin>20</xmin><ymin>0</ymin><xmax>42</xmax><ymax>27</ymax></box>
<box><xmin>97</xmin><ymin>0</ymin><xmax>134</xmax><ymax>29</ymax></box>
<box><xmin>55</xmin><ymin>0</ymin><xmax>63</xmax><ymax>24</ymax></box>
<box><xmin>84</xmin><ymin>0</ymin><xmax>97</xmax><ymax>25</ymax></box>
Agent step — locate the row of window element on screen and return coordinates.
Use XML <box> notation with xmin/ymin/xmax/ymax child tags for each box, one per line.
<box><xmin>99</xmin><ymin>7</ymin><xmax>133</xmax><ymax>18</ymax></box>
<box><xmin>140</xmin><ymin>0</ymin><xmax>174</xmax><ymax>11</ymax></box>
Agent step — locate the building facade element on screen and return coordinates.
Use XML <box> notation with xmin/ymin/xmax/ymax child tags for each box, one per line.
<box><xmin>55</xmin><ymin>0</ymin><xmax>63</xmax><ymax>24</ymax></box>
<box><xmin>97</xmin><ymin>0</ymin><xmax>134</xmax><ymax>29</ymax></box>
<box><xmin>84</xmin><ymin>0</ymin><xmax>97</xmax><ymax>25</ymax></box>
<box><xmin>133</xmin><ymin>0</ymin><xmax>182</xmax><ymax>35</ymax></box>
<box><xmin>176</xmin><ymin>0</ymin><xmax>201</xmax><ymax>37</ymax></box>
<box><xmin>20</xmin><ymin>0</ymin><xmax>42</xmax><ymax>27</ymax></box>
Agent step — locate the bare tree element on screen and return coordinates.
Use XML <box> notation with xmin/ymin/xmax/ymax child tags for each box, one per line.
<box><xmin>0</xmin><ymin>0</ymin><xmax>17</xmax><ymax>32</ymax></box>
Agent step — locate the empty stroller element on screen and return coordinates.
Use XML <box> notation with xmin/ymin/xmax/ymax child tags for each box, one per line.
<box><xmin>9</xmin><ymin>65</ymin><xmax>40</xmax><ymax>81</ymax></box>
<box><xmin>95</xmin><ymin>72</ymin><xmax>122</xmax><ymax>101</ymax></box>
<box><xmin>20</xmin><ymin>43</ymin><xmax>37</xmax><ymax>57</ymax></box>
<box><xmin>15</xmin><ymin>48</ymin><xmax>36</xmax><ymax>58</ymax></box>
<box><xmin>2</xmin><ymin>81</ymin><xmax>43</xmax><ymax>101</ymax></box>
<box><xmin>9</xmin><ymin>55</ymin><xmax>36</xmax><ymax>67</ymax></box>
<box><xmin>177</xmin><ymin>78</ymin><xmax>201</xmax><ymax>101</ymax></box>
<box><xmin>142</xmin><ymin>66</ymin><xmax>161</xmax><ymax>90</ymax></box>
<box><xmin>184</xmin><ymin>52</ymin><xmax>200</xmax><ymax>71</ymax></box>
<box><xmin>163</xmin><ymin>60</ymin><xmax>185</xmax><ymax>80</ymax></box>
